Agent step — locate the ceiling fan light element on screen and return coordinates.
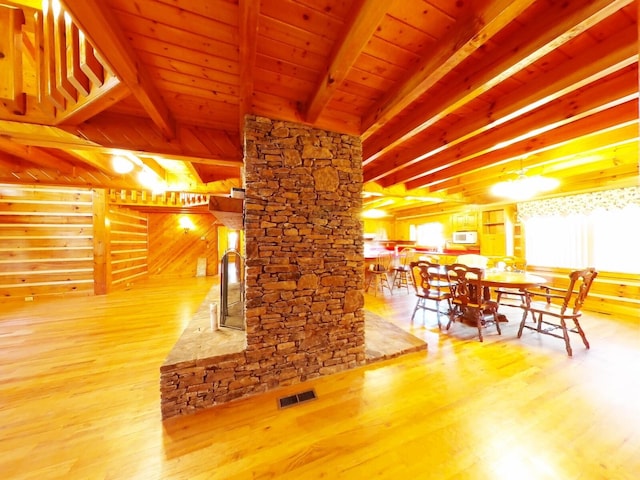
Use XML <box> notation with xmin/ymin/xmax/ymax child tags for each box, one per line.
<box><xmin>491</xmin><ymin>175</ymin><xmax>559</xmax><ymax>201</ymax></box>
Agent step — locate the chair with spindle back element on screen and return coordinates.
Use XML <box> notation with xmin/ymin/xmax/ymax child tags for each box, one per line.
<box><xmin>456</xmin><ymin>254</ymin><xmax>489</xmax><ymax>269</ymax></box>
<box><xmin>494</xmin><ymin>256</ymin><xmax>528</xmax><ymax>308</ymax></box>
<box><xmin>409</xmin><ymin>261</ymin><xmax>452</xmax><ymax>329</ymax></box>
<box><xmin>518</xmin><ymin>268</ymin><xmax>598</xmax><ymax>356</ymax></box>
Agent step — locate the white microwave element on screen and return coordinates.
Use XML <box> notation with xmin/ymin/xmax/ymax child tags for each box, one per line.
<box><xmin>452</xmin><ymin>231</ymin><xmax>478</xmax><ymax>244</ymax></box>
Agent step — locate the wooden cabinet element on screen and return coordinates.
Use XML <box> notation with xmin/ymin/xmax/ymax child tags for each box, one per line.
<box><xmin>451</xmin><ymin>211</ymin><xmax>478</xmax><ymax>231</ymax></box>
<box><xmin>480</xmin><ymin>207</ymin><xmax>514</xmax><ymax>257</ymax></box>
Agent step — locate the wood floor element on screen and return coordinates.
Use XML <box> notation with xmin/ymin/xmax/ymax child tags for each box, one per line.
<box><xmin>1</xmin><ymin>276</ymin><xmax>639</xmax><ymax>479</ymax></box>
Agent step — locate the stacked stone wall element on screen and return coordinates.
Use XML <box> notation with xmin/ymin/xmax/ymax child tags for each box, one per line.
<box><xmin>161</xmin><ymin>116</ymin><xmax>365</xmax><ymax>418</ymax></box>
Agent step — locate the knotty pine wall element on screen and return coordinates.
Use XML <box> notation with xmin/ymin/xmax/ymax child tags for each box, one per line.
<box><xmin>147</xmin><ymin>212</ymin><xmax>218</xmax><ymax>277</ymax></box>
<box><xmin>0</xmin><ymin>184</ymin><xmax>95</xmax><ymax>300</ymax></box>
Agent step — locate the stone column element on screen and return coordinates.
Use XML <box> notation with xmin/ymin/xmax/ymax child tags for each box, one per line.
<box><xmin>160</xmin><ymin>116</ymin><xmax>366</xmax><ymax>418</ymax></box>
<box><xmin>243</xmin><ymin>115</ymin><xmax>366</xmax><ymax>385</ymax></box>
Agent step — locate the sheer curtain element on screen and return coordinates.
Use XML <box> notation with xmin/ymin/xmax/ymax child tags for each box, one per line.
<box><xmin>523</xmin><ymin>201</ymin><xmax>640</xmax><ymax>274</ymax></box>
<box><xmin>410</xmin><ymin>222</ymin><xmax>445</xmax><ymax>250</ymax></box>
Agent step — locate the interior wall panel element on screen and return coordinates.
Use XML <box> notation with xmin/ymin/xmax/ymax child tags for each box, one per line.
<box><xmin>147</xmin><ymin>212</ymin><xmax>218</xmax><ymax>278</ymax></box>
<box><xmin>108</xmin><ymin>205</ymin><xmax>149</xmax><ymax>289</ymax></box>
<box><xmin>0</xmin><ymin>184</ymin><xmax>94</xmax><ymax>301</ymax></box>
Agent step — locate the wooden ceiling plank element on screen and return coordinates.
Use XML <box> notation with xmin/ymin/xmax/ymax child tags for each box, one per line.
<box><xmin>0</xmin><ymin>6</ymin><xmax>26</xmax><ymax>115</ymax></box>
<box><xmin>305</xmin><ymin>0</ymin><xmax>394</xmax><ymax>123</ymax></box>
<box><xmin>404</xmin><ymin>102</ymin><xmax>638</xmax><ymax>191</ymax></box>
<box><xmin>239</xmin><ymin>0</ymin><xmax>260</xmax><ymax>134</ymax></box>
<box><xmin>364</xmin><ymin>24</ymin><xmax>638</xmax><ymax>184</ymax></box>
<box><xmin>361</xmin><ymin>0</ymin><xmax>536</xmax><ymax>137</ymax></box>
<box><xmin>66</xmin><ymin>148</ymin><xmax>115</xmax><ymax>175</ymax></box>
<box><xmin>0</xmin><ymin>119</ymin><xmax>242</xmax><ymax>169</ymax></box>
<box><xmin>374</xmin><ymin>67</ymin><xmax>638</xmax><ymax>187</ymax></box>
<box><xmin>363</xmin><ymin>0</ymin><xmax>633</xmax><ymax>167</ymax></box>
<box><xmin>63</xmin><ymin>0</ymin><xmax>176</xmax><ymax>139</ymax></box>
<box><xmin>0</xmin><ymin>136</ymin><xmax>76</xmax><ymax>174</ymax></box>
<box><xmin>441</xmin><ymin>130</ymin><xmax>639</xmax><ymax>195</ymax></box>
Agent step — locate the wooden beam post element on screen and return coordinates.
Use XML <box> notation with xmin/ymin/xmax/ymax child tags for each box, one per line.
<box><xmin>92</xmin><ymin>188</ymin><xmax>110</xmax><ymax>294</ymax></box>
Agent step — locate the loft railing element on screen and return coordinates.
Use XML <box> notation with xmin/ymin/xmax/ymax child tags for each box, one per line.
<box><xmin>0</xmin><ymin>0</ymin><xmax>120</xmax><ymax>123</ymax></box>
<box><xmin>108</xmin><ymin>189</ymin><xmax>210</xmax><ymax>208</ymax></box>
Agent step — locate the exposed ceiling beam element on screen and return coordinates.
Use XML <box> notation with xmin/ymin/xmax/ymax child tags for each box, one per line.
<box><xmin>379</xmin><ymin>69</ymin><xmax>638</xmax><ymax>186</ymax></box>
<box><xmin>441</xmin><ymin>135</ymin><xmax>638</xmax><ymax>197</ymax></box>
<box><xmin>440</xmin><ymin>128</ymin><xmax>639</xmax><ymax>195</ymax></box>
<box><xmin>406</xmin><ymin>101</ymin><xmax>638</xmax><ymax>190</ymax></box>
<box><xmin>0</xmin><ymin>120</ymin><xmax>242</xmax><ymax>169</ymax></box>
<box><xmin>62</xmin><ymin>0</ymin><xmax>176</xmax><ymax>139</ymax></box>
<box><xmin>0</xmin><ymin>135</ymin><xmax>76</xmax><ymax>173</ymax></box>
<box><xmin>238</xmin><ymin>0</ymin><xmax>259</xmax><ymax>135</ymax></box>
<box><xmin>363</xmin><ymin>0</ymin><xmax>633</xmax><ymax>166</ymax></box>
<box><xmin>305</xmin><ymin>0</ymin><xmax>393</xmax><ymax>123</ymax></box>
<box><xmin>361</xmin><ymin>0</ymin><xmax>537</xmax><ymax>138</ymax></box>
<box><xmin>364</xmin><ymin>25</ymin><xmax>637</xmax><ymax>183</ymax></box>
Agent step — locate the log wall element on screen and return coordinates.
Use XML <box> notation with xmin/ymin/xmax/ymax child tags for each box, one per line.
<box><xmin>528</xmin><ymin>266</ymin><xmax>640</xmax><ymax>319</ymax></box>
<box><xmin>0</xmin><ymin>184</ymin><xmax>95</xmax><ymax>300</ymax></box>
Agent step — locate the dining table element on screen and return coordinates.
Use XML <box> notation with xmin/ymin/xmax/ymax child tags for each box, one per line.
<box><xmin>435</xmin><ymin>266</ymin><xmax>547</xmax><ymax>323</ymax></box>
<box><xmin>480</xmin><ymin>270</ymin><xmax>547</xmax><ymax>290</ymax></box>
<box><xmin>479</xmin><ymin>270</ymin><xmax>547</xmax><ymax>322</ymax></box>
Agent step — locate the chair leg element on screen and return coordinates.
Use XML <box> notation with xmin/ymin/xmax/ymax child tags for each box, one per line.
<box><xmin>434</xmin><ymin>299</ymin><xmax>442</xmax><ymax>330</ymax></box>
<box><xmin>391</xmin><ymin>270</ymin><xmax>400</xmax><ymax>290</ymax></box>
<box><xmin>560</xmin><ymin>318</ymin><xmax>573</xmax><ymax>357</ymax></box>
<box><xmin>517</xmin><ymin>308</ymin><xmax>528</xmax><ymax>338</ymax></box>
<box><xmin>476</xmin><ymin>311</ymin><xmax>483</xmax><ymax>342</ymax></box>
<box><xmin>411</xmin><ymin>298</ymin><xmax>422</xmax><ymax>322</ymax></box>
<box><xmin>573</xmin><ymin>318</ymin><xmax>590</xmax><ymax>349</ymax></box>
<box><xmin>446</xmin><ymin>307</ymin><xmax>456</xmax><ymax>330</ymax></box>
<box><xmin>494</xmin><ymin>311</ymin><xmax>501</xmax><ymax>335</ymax></box>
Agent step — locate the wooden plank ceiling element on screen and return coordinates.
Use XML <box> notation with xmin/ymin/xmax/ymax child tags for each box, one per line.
<box><xmin>0</xmin><ymin>0</ymin><xmax>638</xmax><ymax>214</ymax></box>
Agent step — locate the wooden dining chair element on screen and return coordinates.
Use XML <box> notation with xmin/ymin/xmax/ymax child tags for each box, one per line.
<box><xmin>494</xmin><ymin>256</ymin><xmax>528</xmax><ymax>308</ymax></box>
<box><xmin>518</xmin><ymin>268</ymin><xmax>598</xmax><ymax>356</ymax></box>
<box><xmin>392</xmin><ymin>247</ymin><xmax>416</xmax><ymax>293</ymax></box>
<box><xmin>366</xmin><ymin>251</ymin><xmax>393</xmax><ymax>296</ymax></box>
<box><xmin>445</xmin><ymin>263</ymin><xmax>500</xmax><ymax>342</ymax></box>
<box><xmin>456</xmin><ymin>254</ymin><xmax>489</xmax><ymax>269</ymax></box>
<box><xmin>409</xmin><ymin>261</ymin><xmax>452</xmax><ymax>329</ymax></box>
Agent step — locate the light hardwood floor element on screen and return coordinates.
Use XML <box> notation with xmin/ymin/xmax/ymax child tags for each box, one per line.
<box><xmin>1</xmin><ymin>276</ymin><xmax>639</xmax><ymax>479</ymax></box>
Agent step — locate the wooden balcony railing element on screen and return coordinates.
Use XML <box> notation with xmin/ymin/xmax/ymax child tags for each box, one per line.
<box><xmin>0</xmin><ymin>0</ymin><xmax>123</xmax><ymax>124</ymax></box>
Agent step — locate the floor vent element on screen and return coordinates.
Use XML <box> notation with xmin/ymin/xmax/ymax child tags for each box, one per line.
<box><xmin>277</xmin><ymin>389</ymin><xmax>317</xmax><ymax>409</ymax></box>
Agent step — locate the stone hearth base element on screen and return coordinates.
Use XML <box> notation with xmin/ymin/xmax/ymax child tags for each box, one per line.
<box><xmin>160</xmin><ymin>283</ymin><xmax>427</xmax><ymax>418</ymax></box>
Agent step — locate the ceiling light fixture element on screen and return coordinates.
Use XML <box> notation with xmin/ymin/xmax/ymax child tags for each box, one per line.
<box><xmin>362</xmin><ymin>208</ymin><xmax>388</xmax><ymax>219</ymax></box>
<box><xmin>491</xmin><ymin>173</ymin><xmax>559</xmax><ymax>201</ymax></box>
<box><xmin>112</xmin><ymin>155</ymin><xmax>134</xmax><ymax>174</ymax></box>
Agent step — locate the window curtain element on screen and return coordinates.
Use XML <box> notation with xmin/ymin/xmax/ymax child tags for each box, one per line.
<box><xmin>518</xmin><ymin>187</ymin><xmax>640</xmax><ymax>273</ymax></box>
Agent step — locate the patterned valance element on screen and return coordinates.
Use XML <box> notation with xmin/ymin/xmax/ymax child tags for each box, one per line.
<box><xmin>517</xmin><ymin>186</ymin><xmax>640</xmax><ymax>220</ymax></box>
